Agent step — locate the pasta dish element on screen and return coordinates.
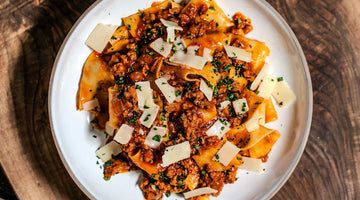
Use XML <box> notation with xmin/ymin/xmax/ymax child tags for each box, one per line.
<box><xmin>77</xmin><ymin>0</ymin><xmax>296</xmax><ymax>199</ymax></box>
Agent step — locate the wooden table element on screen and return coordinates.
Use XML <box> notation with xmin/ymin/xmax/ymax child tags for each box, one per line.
<box><xmin>0</xmin><ymin>0</ymin><xmax>359</xmax><ymax>199</ymax></box>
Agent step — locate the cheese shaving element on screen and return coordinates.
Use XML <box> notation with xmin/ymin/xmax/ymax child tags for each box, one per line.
<box><xmin>257</xmin><ymin>73</ymin><xmax>277</xmax><ymax>99</ymax></box>
<box><xmin>170</xmin><ymin>50</ymin><xmax>208</xmax><ymax>70</ymax></box>
<box><xmin>183</xmin><ymin>187</ymin><xmax>218</xmax><ymax>199</ymax></box>
<box><xmin>271</xmin><ymin>80</ymin><xmax>296</xmax><ymax>107</ymax></box>
<box><xmin>232</xmin><ymin>98</ymin><xmax>249</xmax><ymax>115</ymax></box>
<box><xmin>85</xmin><ymin>23</ymin><xmax>117</xmax><ymax>53</ymax></box>
<box><xmin>95</xmin><ymin>141</ymin><xmax>122</xmax><ymax>162</ymax></box>
<box><xmin>160</xmin><ymin>18</ymin><xmax>183</xmax><ymax>31</ymax></box>
<box><xmin>206</xmin><ymin>119</ymin><xmax>230</xmax><ymax>138</ymax></box>
<box><xmin>250</xmin><ymin>63</ymin><xmax>270</xmax><ymax>91</ymax></box>
<box><xmin>135</xmin><ymin>81</ymin><xmax>155</xmax><ymax>110</ymax></box>
<box><xmin>213</xmin><ymin>141</ymin><xmax>240</xmax><ymax>166</ymax></box>
<box><xmin>219</xmin><ymin>100</ymin><xmax>231</xmax><ymax>109</ymax></box>
<box><xmin>238</xmin><ymin>157</ymin><xmax>264</xmax><ymax>172</ymax></box>
<box><xmin>155</xmin><ymin>77</ymin><xmax>180</xmax><ymax>104</ymax></box>
<box><xmin>139</xmin><ymin>104</ymin><xmax>160</xmax><ymax>128</ymax></box>
<box><xmin>224</xmin><ymin>45</ymin><xmax>252</xmax><ymax>62</ymax></box>
<box><xmin>161</xmin><ymin>141</ymin><xmax>190</xmax><ymax>167</ymax></box>
<box><xmin>105</xmin><ymin>121</ymin><xmax>115</xmax><ymax>136</ymax></box>
<box><xmin>150</xmin><ymin>38</ymin><xmax>172</xmax><ymax>57</ymax></box>
<box><xmin>199</xmin><ymin>79</ymin><xmax>213</xmax><ymax>101</ymax></box>
<box><xmin>83</xmin><ymin>98</ymin><xmax>100</xmax><ymax>111</ymax></box>
<box><xmin>144</xmin><ymin>126</ymin><xmax>167</xmax><ymax>149</ymax></box>
<box><xmin>114</xmin><ymin>124</ymin><xmax>134</xmax><ymax>144</ymax></box>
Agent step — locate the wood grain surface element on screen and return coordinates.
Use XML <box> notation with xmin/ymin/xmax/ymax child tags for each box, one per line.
<box><xmin>0</xmin><ymin>0</ymin><xmax>359</xmax><ymax>199</ymax></box>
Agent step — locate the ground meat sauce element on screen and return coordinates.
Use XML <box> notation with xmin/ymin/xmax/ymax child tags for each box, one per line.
<box><xmin>86</xmin><ymin>1</ymin><xmax>280</xmax><ymax>199</ymax></box>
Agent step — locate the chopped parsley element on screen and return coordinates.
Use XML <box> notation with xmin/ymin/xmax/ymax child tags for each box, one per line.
<box><xmin>209</xmin><ymin>6</ymin><xmax>215</xmax><ymax>10</ymax></box>
<box><xmin>152</xmin><ymin>135</ymin><xmax>161</xmax><ymax>142</ymax></box>
<box><xmin>115</xmin><ymin>76</ymin><xmax>125</xmax><ymax>85</ymax></box>
<box><xmin>148</xmin><ymin>52</ymin><xmax>155</xmax><ymax>56</ymax></box>
<box><xmin>277</xmin><ymin>77</ymin><xmax>284</xmax><ymax>82</ymax></box>
<box><xmin>135</xmin><ymin>85</ymin><xmax>142</xmax><ymax>91</ymax></box>
<box><xmin>223</xmin><ymin>64</ymin><xmax>232</xmax><ymax>72</ymax></box>
<box><xmin>215</xmin><ymin>154</ymin><xmax>219</xmax><ymax>160</ymax></box>
<box><xmin>144</xmin><ymin>105</ymin><xmax>150</xmax><ymax>109</ymax></box>
<box><xmin>175</xmin><ymin>91</ymin><xmax>181</xmax><ymax>97</ymax></box>
<box><xmin>143</xmin><ymin>114</ymin><xmax>151</xmax><ymax>122</ymax></box>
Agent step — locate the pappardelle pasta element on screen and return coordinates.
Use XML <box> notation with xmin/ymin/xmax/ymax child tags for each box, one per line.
<box><xmin>78</xmin><ymin>0</ymin><xmax>296</xmax><ymax>199</ymax></box>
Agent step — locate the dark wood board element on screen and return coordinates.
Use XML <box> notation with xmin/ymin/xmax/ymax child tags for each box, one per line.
<box><xmin>0</xmin><ymin>0</ymin><xmax>359</xmax><ymax>199</ymax></box>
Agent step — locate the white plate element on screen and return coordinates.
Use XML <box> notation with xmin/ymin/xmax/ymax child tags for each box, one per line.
<box><xmin>48</xmin><ymin>0</ymin><xmax>312</xmax><ymax>199</ymax></box>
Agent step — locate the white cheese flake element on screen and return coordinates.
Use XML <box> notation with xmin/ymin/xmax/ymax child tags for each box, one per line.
<box><xmin>250</xmin><ymin>63</ymin><xmax>270</xmax><ymax>91</ymax></box>
<box><xmin>244</xmin><ymin>114</ymin><xmax>260</xmax><ymax>132</ymax></box>
<box><xmin>271</xmin><ymin>80</ymin><xmax>296</xmax><ymax>107</ymax></box>
<box><xmin>166</xmin><ymin>27</ymin><xmax>175</xmax><ymax>42</ymax></box>
<box><xmin>219</xmin><ymin>100</ymin><xmax>231</xmax><ymax>109</ymax></box>
<box><xmin>183</xmin><ymin>187</ymin><xmax>218</xmax><ymax>199</ymax></box>
<box><xmin>85</xmin><ymin>23</ymin><xmax>117</xmax><ymax>53</ymax></box>
<box><xmin>224</xmin><ymin>45</ymin><xmax>252</xmax><ymax>62</ymax></box>
<box><xmin>150</xmin><ymin>38</ymin><xmax>172</xmax><ymax>58</ymax></box>
<box><xmin>203</xmin><ymin>47</ymin><xmax>212</xmax><ymax>61</ymax></box>
<box><xmin>160</xmin><ymin>19</ymin><xmax>183</xmax><ymax>31</ymax></box>
<box><xmin>206</xmin><ymin>119</ymin><xmax>230</xmax><ymax>138</ymax></box>
<box><xmin>140</xmin><ymin>104</ymin><xmax>160</xmax><ymax>128</ymax></box>
<box><xmin>135</xmin><ymin>81</ymin><xmax>155</xmax><ymax>110</ymax></box>
<box><xmin>257</xmin><ymin>73</ymin><xmax>277</xmax><ymax>99</ymax></box>
<box><xmin>161</xmin><ymin>141</ymin><xmax>190</xmax><ymax>167</ymax></box>
<box><xmin>170</xmin><ymin>50</ymin><xmax>208</xmax><ymax>70</ymax></box>
<box><xmin>174</xmin><ymin>37</ymin><xmax>185</xmax><ymax>51</ymax></box>
<box><xmin>144</xmin><ymin>126</ymin><xmax>167</xmax><ymax>149</ymax></box>
<box><xmin>114</xmin><ymin>124</ymin><xmax>134</xmax><ymax>144</ymax></box>
<box><xmin>83</xmin><ymin>98</ymin><xmax>100</xmax><ymax>111</ymax></box>
<box><xmin>213</xmin><ymin>141</ymin><xmax>240</xmax><ymax>166</ymax></box>
<box><xmin>232</xmin><ymin>98</ymin><xmax>249</xmax><ymax>115</ymax></box>
<box><xmin>199</xmin><ymin>79</ymin><xmax>213</xmax><ymax>101</ymax></box>
<box><xmin>187</xmin><ymin>45</ymin><xmax>200</xmax><ymax>55</ymax></box>
<box><xmin>95</xmin><ymin>141</ymin><xmax>122</xmax><ymax>162</ymax></box>
<box><xmin>105</xmin><ymin>121</ymin><xmax>115</xmax><ymax>136</ymax></box>
<box><xmin>155</xmin><ymin>77</ymin><xmax>180</xmax><ymax>104</ymax></box>
<box><xmin>238</xmin><ymin>157</ymin><xmax>264</xmax><ymax>172</ymax></box>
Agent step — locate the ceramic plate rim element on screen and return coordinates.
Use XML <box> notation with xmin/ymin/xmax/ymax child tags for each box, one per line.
<box><xmin>48</xmin><ymin>1</ymin><xmax>313</xmax><ymax>199</ymax></box>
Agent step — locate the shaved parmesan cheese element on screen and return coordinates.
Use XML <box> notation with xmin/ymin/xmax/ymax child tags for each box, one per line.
<box><xmin>232</xmin><ymin>98</ymin><xmax>249</xmax><ymax>115</ymax></box>
<box><xmin>150</xmin><ymin>38</ymin><xmax>172</xmax><ymax>58</ymax></box>
<box><xmin>155</xmin><ymin>77</ymin><xmax>180</xmax><ymax>104</ymax></box>
<box><xmin>213</xmin><ymin>141</ymin><xmax>240</xmax><ymax>166</ymax></box>
<box><xmin>200</xmin><ymin>79</ymin><xmax>213</xmax><ymax>101</ymax></box>
<box><xmin>224</xmin><ymin>45</ymin><xmax>252</xmax><ymax>62</ymax></box>
<box><xmin>219</xmin><ymin>101</ymin><xmax>231</xmax><ymax>109</ymax></box>
<box><xmin>257</xmin><ymin>74</ymin><xmax>276</xmax><ymax>99</ymax></box>
<box><xmin>86</xmin><ymin>23</ymin><xmax>117</xmax><ymax>53</ymax></box>
<box><xmin>114</xmin><ymin>124</ymin><xmax>134</xmax><ymax>144</ymax></box>
<box><xmin>203</xmin><ymin>47</ymin><xmax>212</xmax><ymax>61</ymax></box>
<box><xmin>183</xmin><ymin>187</ymin><xmax>218</xmax><ymax>199</ymax></box>
<box><xmin>271</xmin><ymin>80</ymin><xmax>296</xmax><ymax>107</ymax></box>
<box><xmin>166</xmin><ymin>27</ymin><xmax>175</xmax><ymax>42</ymax></box>
<box><xmin>187</xmin><ymin>45</ymin><xmax>200</xmax><ymax>55</ymax></box>
<box><xmin>161</xmin><ymin>141</ymin><xmax>190</xmax><ymax>167</ymax></box>
<box><xmin>105</xmin><ymin>121</ymin><xmax>115</xmax><ymax>136</ymax></box>
<box><xmin>174</xmin><ymin>37</ymin><xmax>185</xmax><ymax>51</ymax></box>
<box><xmin>144</xmin><ymin>126</ymin><xmax>167</xmax><ymax>149</ymax></box>
<box><xmin>135</xmin><ymin>81</ymin><xmax>154</xmax><ymax>110</ymax></box>
<box><xmin>95</xmin><ymin>141</ymin><xmax>122</xmax><ymax>162</ymax></box>
<box><xmin>250</xmin><ymin>63</ymin><xmax>270</xmax><ymax>91</ymax></box>
<box><xmin>139</xmin><ymin>129</ymin><xmax>145</xmax><ymax>135</ymax></box>
<box><xmin>238</xmin><ymin>157</ymin><xmax>264</xmax><ymax>172</ymax></box>
<box><xmin>244</xmin><ymin>115</ymin><xmax>260</xmax><ymax>132</ymax></box>
<box><xmin>160</xmin><ymin>19</ymin><xmax>183</xmax><ymax>31</ymax></box>
<box><xmin>206</xmin><ymin>119</ymin><xmax>230</xmax><ymax>138</ymax></box>
<box><xmin>140</xmin><ymin>104</ymin><xmax>160</xmax><ymax>128</ymax></box>
<box><xmin>170</xmin><ymin>50</ymin><xmax>208</xmax><ymax>70</ymax></box>
<box><xmin>83</xmin><ymin>98</ymin><xmax>100</xmax><ymax>111</ymax></box>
